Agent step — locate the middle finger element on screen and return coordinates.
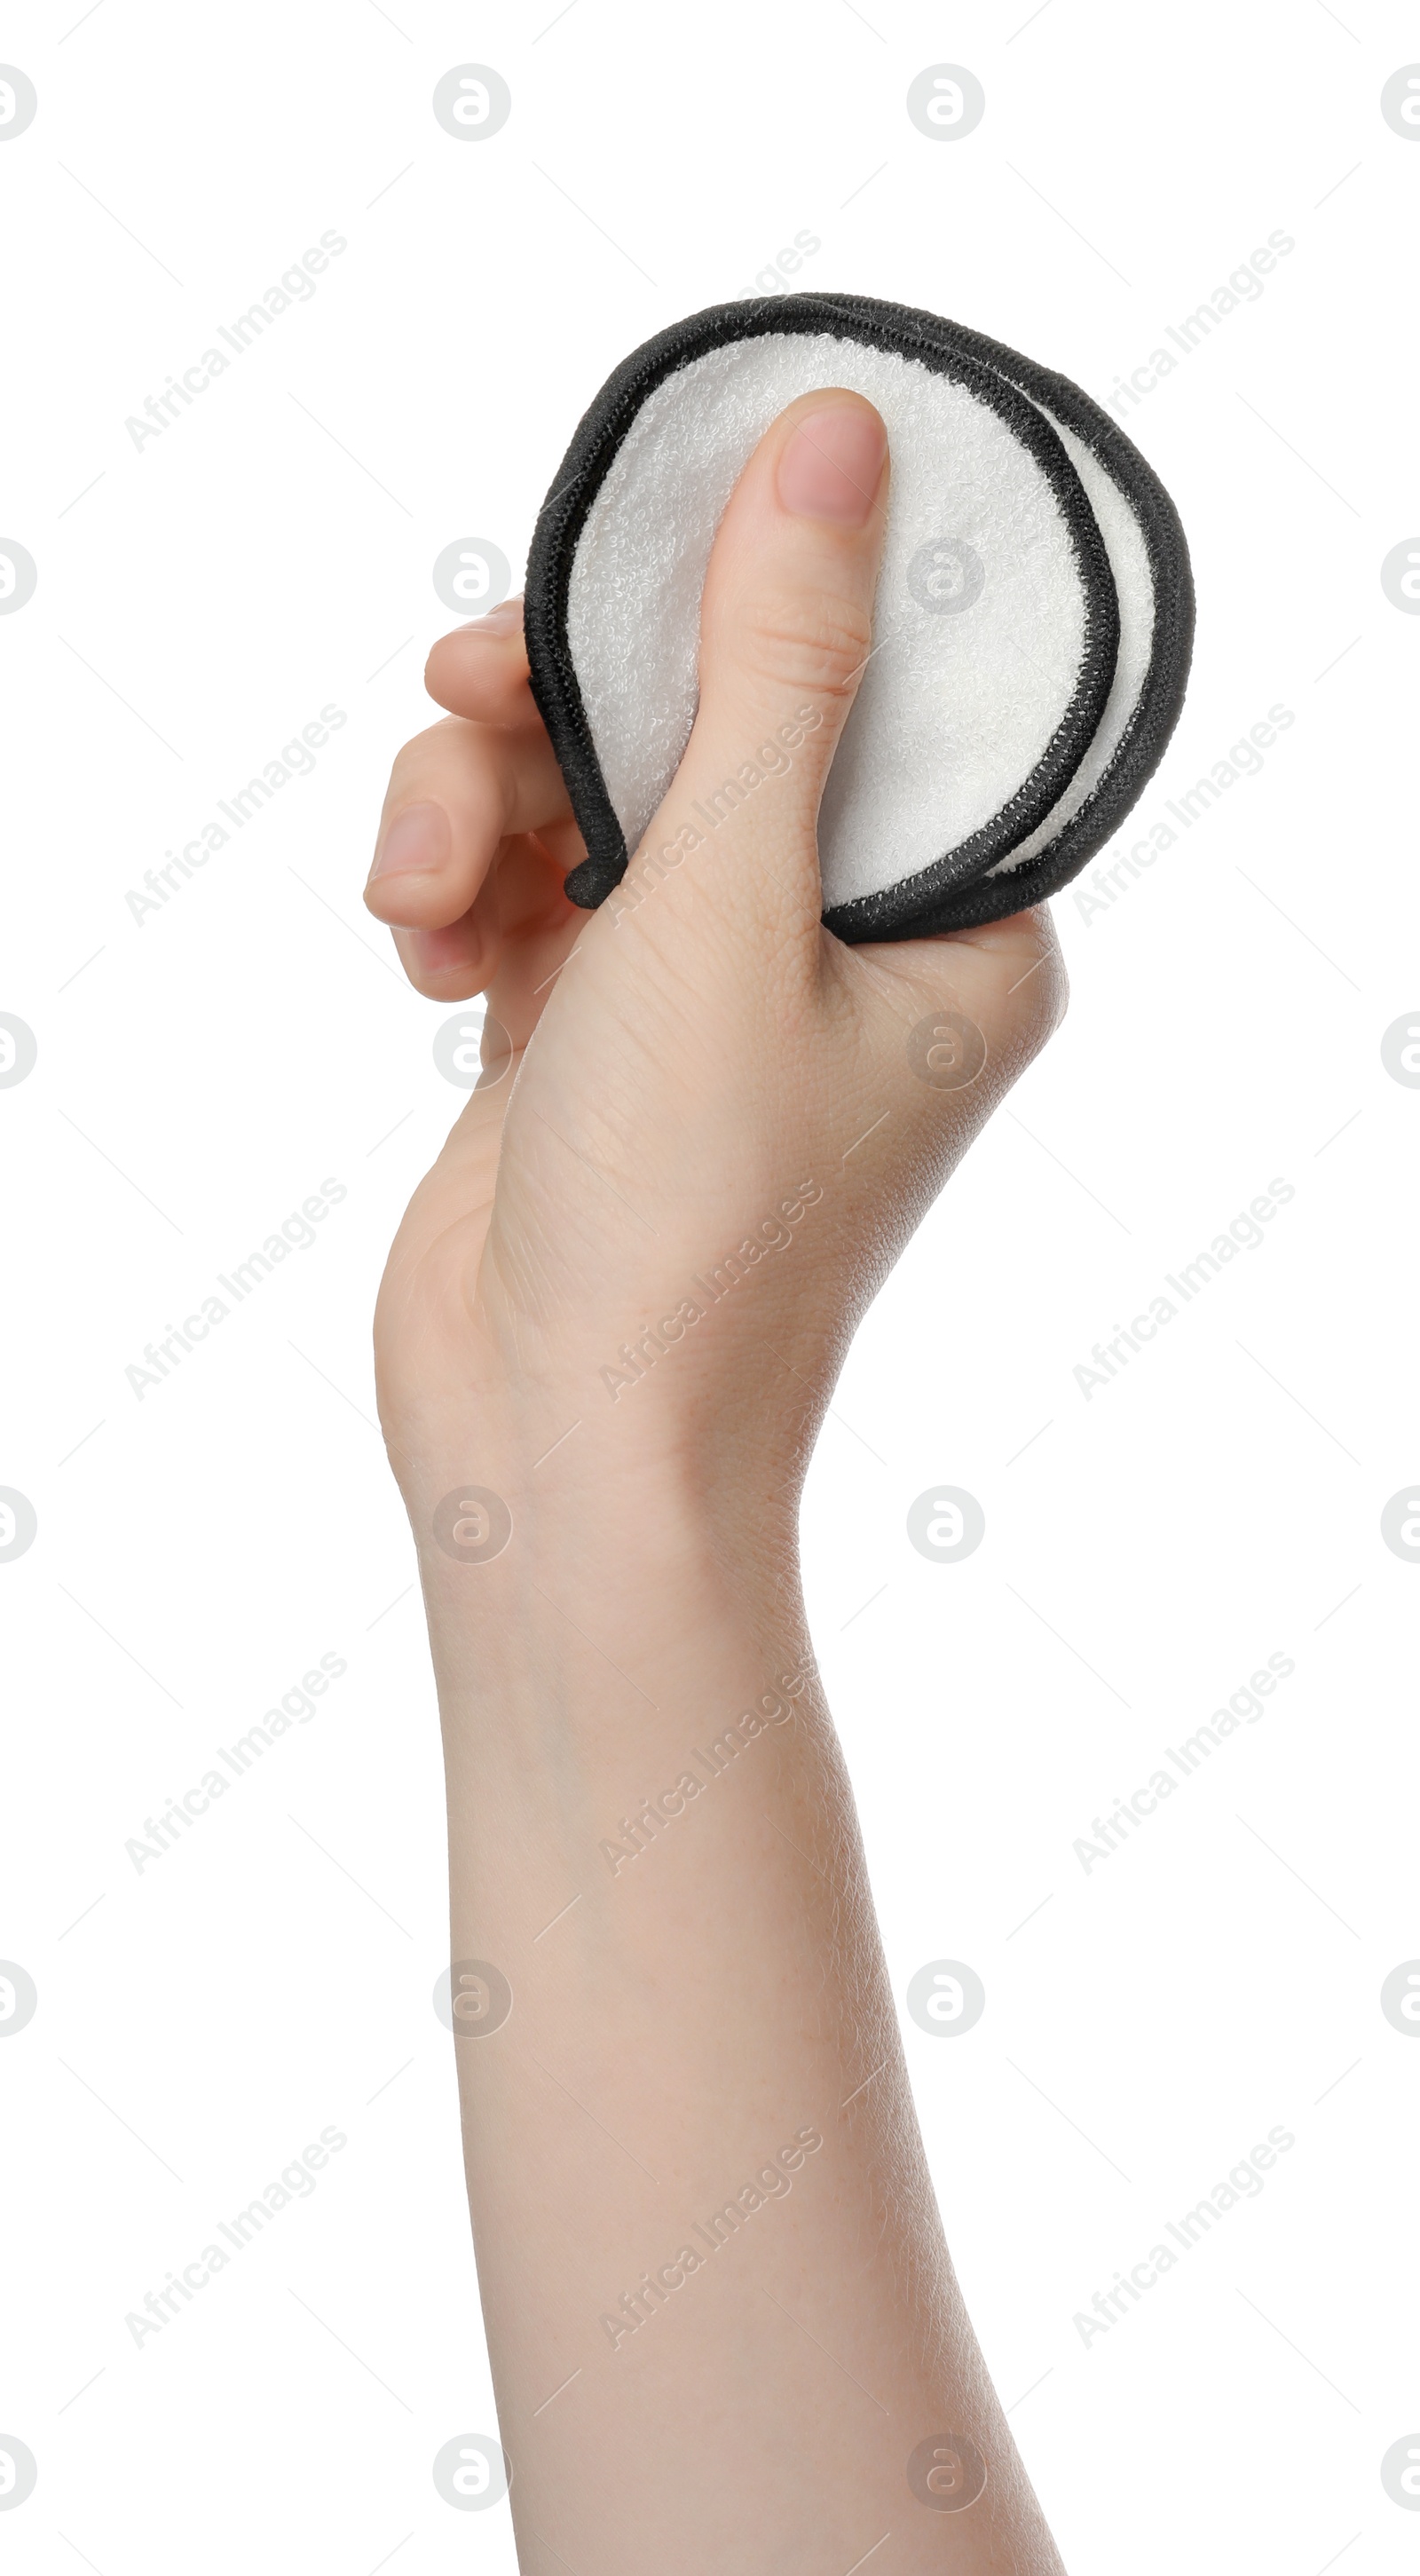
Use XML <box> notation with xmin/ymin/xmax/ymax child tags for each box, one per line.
<box><xmin>365</xmin><ymin>715</ymin><xmax>572</xmax><ymax>932</ymax></box>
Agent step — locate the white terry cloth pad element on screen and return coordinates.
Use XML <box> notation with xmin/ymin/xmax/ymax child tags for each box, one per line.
<box><xmin>525</xmin><ymin>296</ymin><xmax>1193</xmax><ymax>942</ymax></box>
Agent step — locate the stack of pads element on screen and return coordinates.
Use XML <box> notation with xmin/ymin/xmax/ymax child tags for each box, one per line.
<box><xmin>524</xmin><ymin>293</ymin><xmax>1195</xmax><ymax>942</ymax></box>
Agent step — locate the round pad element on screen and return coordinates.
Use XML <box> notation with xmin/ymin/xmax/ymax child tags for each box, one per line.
<box><xmin>525</xmin><ymin>295</ymin><xmax>1192</xmax><ymax>940</ymax></box>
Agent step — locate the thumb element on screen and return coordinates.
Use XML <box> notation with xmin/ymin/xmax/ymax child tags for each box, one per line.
<box><xmin>673</xmin><ymin>390</ymin><xmax>889</xmax><ymax>889</ymax></box>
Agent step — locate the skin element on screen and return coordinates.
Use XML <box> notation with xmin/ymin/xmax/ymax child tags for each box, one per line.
<box><xmin>367</xmin><ymin>390</ymin><xmax>1069</xmax><ymax>2572</ymax></box>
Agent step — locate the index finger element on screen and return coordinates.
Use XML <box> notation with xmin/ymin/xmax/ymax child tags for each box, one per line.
<box><xmin>425</xmin><ymin>598</ymin><xmax>542</xmax><ymax>729</ymax></box>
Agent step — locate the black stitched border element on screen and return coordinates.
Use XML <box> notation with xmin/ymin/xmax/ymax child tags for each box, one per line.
<box><xmin>524</xmin><ymin>294</ymin><xmax>1121</xmax><ymax>932</ymax></box>
<box><xmin>801</xmin><ymin>293</ymin><xmax>1195</xmax><ymax>936</ymax></box>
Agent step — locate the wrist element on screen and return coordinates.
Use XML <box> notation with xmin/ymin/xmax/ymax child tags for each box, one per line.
<box><xmin>406</xmin><ymin>1423</ymin><xmax>810</xmax><ymax>1732</ymax></box>
<box><xmin>390</xmin><ymin>1350</ymin><xmax>816</xmax><ymax>1575</ymax></box>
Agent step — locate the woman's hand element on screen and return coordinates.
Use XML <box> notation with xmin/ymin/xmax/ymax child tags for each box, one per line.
<box><xmin>366</xmin><ymin>389</ymin><xmax>1065</xmax><ymax>1538</ymax></box>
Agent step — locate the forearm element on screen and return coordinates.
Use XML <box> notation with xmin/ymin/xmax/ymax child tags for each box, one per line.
<box><xmin>422</xmin><ymin>1443</ymin><xmax>1062</xmax><ymax>2573</ymax></box>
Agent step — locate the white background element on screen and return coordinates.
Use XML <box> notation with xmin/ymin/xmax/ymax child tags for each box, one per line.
<box><xmin>3</xmin><ymin>2</ymin><xmax>1417</xmax><ymax>2569</ymax></box>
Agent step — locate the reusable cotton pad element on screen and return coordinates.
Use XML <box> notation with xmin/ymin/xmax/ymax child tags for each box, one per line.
<box><xmin>524</xmin><ymin>294</ymin><xmax>1194</xmax><ymax>941</ymax></box>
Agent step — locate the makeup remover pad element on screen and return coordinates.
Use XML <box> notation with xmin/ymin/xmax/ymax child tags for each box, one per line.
<box><xmin>525</xmin><ymin>294</ymin><xmax>1193</xmax><ymax>941</ymax></box>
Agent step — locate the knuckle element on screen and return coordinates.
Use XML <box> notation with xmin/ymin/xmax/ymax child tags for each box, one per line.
<box><xmin>389</xmin><ymin>715</ymin><xmax>470</xmax><ymax>786</ymax></box>
<box><xmin>1027</xmin><ymin>944</ymin><xmax>1070</xmax><ymax>1049</ymax></box>
<box><xmin>1002</xmin><ymin>943</ymin><xmax>1069</xmax><ymax>1079</ymax></box>
<box><xmin>737</xmin><ymin>587</ymin><xmax>873</xmax><ymax>702</ymax></box>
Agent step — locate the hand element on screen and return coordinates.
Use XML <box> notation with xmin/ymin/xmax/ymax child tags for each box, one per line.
<box><xmin>366</xmin><ymin>390</ymin><xmax>1066</xmax><ymax>1529</ymax></box>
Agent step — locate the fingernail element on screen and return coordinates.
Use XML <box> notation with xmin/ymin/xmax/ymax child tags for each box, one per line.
<box><xmin>459</xmin><ymin>597</ymin><xmax>522</xmax><ymax>635</ymax></box>
<box><xmin>369</xmin><ymin>801</ymin><xmax>450</xmax><ymax>881</ymax></box>
<box><xmin>777</xmin><ymin>403</ymin><xmax>887</xmax><ymax>526</ymax></box>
